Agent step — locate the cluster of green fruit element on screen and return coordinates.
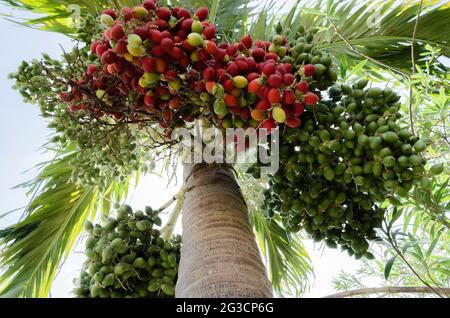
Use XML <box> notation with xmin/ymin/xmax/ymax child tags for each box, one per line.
<box><xmin>74</xmin><ymin>205</ymin><xmax>181</xmax><ymax>298</ymax></box>
<box><xmin>250</xmin><ymin>79</ymin><xmax>444</xmax><ymax>258</ymax></box>
<box><xmin>281</xmin><ymin>25</ymin><xmax>337</xmax><ymax>90</ymax></box>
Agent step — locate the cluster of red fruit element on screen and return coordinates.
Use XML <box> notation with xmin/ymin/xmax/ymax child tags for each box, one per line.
<box><xmin>60</xmin><ymin>0</ymin><xmax>319</xmax><ymax>133</ymax></box>
<box><xmin>197</xmin><ymin>34</ymin><xmax>319</xmax><ymax>131</ymax></box>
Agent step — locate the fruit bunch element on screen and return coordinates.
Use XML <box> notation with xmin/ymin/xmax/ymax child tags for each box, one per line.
<box><xmin>282</xmin><ymin>25</ymin><xmax>337</xmax><ymax>90</ymax></box>
<box><xmin>62</xmin><ymin>1</ymin><xmax>219</xmax><ymax>133</ymax></box>
<box><xmin>191</xmin><ymin>33</ymin><xmax>320</xmax><ymax>131</ymax></box>
<box><xmin>250</xmin><ymin>79</ymin><xmax>443</xmax><ymax>258</ymax></box>
<box><xmin>74</xmin><ymin>205</ymin><xmax>181</xmax><ymax>298</ymax></box>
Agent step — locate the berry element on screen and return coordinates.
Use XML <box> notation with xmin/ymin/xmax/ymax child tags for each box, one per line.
<box><xmin>283</xmin><ymin>73</ymin><xmax>295</xmax><ymax>86</ymax></box>
<box><xmin>260</xmin><ymin>119</ymin><xmax>276</xmax><ymax>132</ymax></box>
<box><xmin>170</xmin><ymin>47</ymin><xmax>184</xmax><ymax>59</ymax></box>
<box><xmin>195</xmin><ymin>7</ymin><xmax>209</xmax><ymax>21</ymax></box>
<box><xmin>233</xmin><ymin>76</ymin><xmax>248</xmax><ymax>89</ymax></box>
<box><xmin>203</xmin><ymin>26</ymin><xmax>216</xmax><ymax>40</ymax></box>
<box><xmin>142</xmin><ymin>0</ymin><xmax>157</xmax><ymax>11</ymax></box>
<box><xmin>248</xmin><ymin>79</ymin><xmax>262</xmax><ymax>93</ymax></box>
<box><xmin>251</xmin><ymin>109</ymin><xmax>266</xmax><ymax>121</ymax></box>
<box><xmin>268</xmin><ymin>88</ymin><xmax>281</xmax><ymax>104</ymax></box>
<box><xmin>304</xmin><ymin>92</ymin><xmax>319</xmax><ymax>105</ymax></box>
<box><xmin>181</xmin><ymin>18</ymin><xmax>193</xmax><ymax>32</ymax></box>
<box><xmin>255</xmin><ymin>99</ymin><xmax>271</xmax><ymax>111</ymax></box>
<box><xmin>149</xmin><ymin>29</ymin><xmax>163</xmax><ymax>43</ymax></box>
<box><xmin>282</xmin><ymin>89</ymin><xmax>296</xmax><ymax>105</ymax></box>
<box><xmin>251</xmin><ymin>47</ymin><xmax>265</xmax><ymax>62</ymax></box>
<box><xmin>223</xmin><ymin>80</ymin><xmax>234</xmax><ymax>93</ymax></box>
<box><xmin>292</xmin><ymin>102</ymin><xmax>305</xmax><ymax>116</ymax></box>
<box><xmin>110</xmin><ymin>24</ymin><xmax>125</xmax><ymax>40</ymax></box>
<box><xmin>303</xmin><ymin>64</ymin><xmax>316</xmax><ymax>77</ymax></box>
<box><xmin>204</xmin><ymin>41</ymin><xmax>217</xmax><ymax>54</ymax></box>
<box><xmin>161</xmin><ymin>37</ymin><xmax>174</xmax><ymax>53</ymax></box>
<box><xmin>226</xmin><ymin>62</ymin><xmax>239</xmax><ymax>76</ymax></box>
<box><xmin>96</xmin><ymin>44</ymin><xmax>108</xmax><ymax>57</ymax></box>
<box><xmin>133</xmin><ymin>6</ymin><xmax>149</xmax><ymax>19</ymax></box>
<box><xmin>176</xmin><ymin>8</ymin><xmax>191</xmax><ymax>19</ymax></box>
<box><xmin>187</xmin><ymin>33</ymin><xmax>204</xmax><ymax>47</ymax></box>
<box><xmin>268</xmin><ymin>74</ymin><xmax>282</xmax><ymax>88</ymax></box>
<box><xmin>156</xmin><ymin>7</ymin><xmax>172</xmax><ymax>20</ymax></box>
<box><xmin>286</xmin><ymin>117</ymin><xmax>301</xmax><ymax>128</ymax></box>
<box><xmin>142</xmin><ymin>58</ymin><xmax>156</xmax><ymax>73</ymax></box>
<box><xmin>191</xmin><ymin>20</ymin><xmax>203</xmax><ymax>33</ymax></box>
<box><xmin>296</xmin><ymin>80</ymin><xmax>309</xmax><ymax>93</ymax></box>
<box><xmin>241</xmin><ymin>35</ymin><xmax>252</xmax><ymax>49</ymax></box>
<box><xmin>102</xmin><ymin>9</ymin><xmax>117</xmax><ymax>19</ymax></box>
<box><xmin>272</xmin><ymin>107</ymin><xmax>286</xmax><ymax>123</ymax></box>
<box><xmin>262</xmin><ymin>62</ymin><xmax>276</xmax><ymax>77</ymax></box>
<box><xmin>224</xmin><ymin>94</ymin><xmax>238</xmax><ymax>107</ymax></box>
<box><xmin>128</xmin><ymin>34</ymin><xmax>142</xmax><ymax>47</ymax></box>
<box><xmin>203</xmin><ymin>67</ymin><xmax>216</xmax><ymax>81</ymax></box>
<box><xmin>101</xmin><ymin>50</ymin><xmax>116</xmax><ymax>65</ymax></box>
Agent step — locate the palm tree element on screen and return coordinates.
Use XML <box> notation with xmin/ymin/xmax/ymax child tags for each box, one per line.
<box><xmin>0</xmin><ymin>0</ymin><xmax>449</xmax><ymax>298</ymax></box>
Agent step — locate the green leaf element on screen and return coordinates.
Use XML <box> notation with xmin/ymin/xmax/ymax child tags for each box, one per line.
<box><xmin>384</xmin><ymin>255</ymin><xmax>397</xmax><ymax>280</ymax></box>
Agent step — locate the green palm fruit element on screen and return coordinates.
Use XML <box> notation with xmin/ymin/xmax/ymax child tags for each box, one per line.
<box><xmin>413</xmin><ymin>140</ymin><xmax>427</xmax><ymax>152</ymax></box>
<box><xmin>430</xmin><ymin>163</ymin><xmax>444</xmax><ymax>175</ymax></box>
<box><xmin>101</xmin><ymin>246</ymin><xmax>113</xmax><ymax>264</ymax></box>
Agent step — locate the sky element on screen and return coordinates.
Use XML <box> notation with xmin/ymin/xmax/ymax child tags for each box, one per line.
<box><xmin>0</xmin><ymin>2</ymin><xmax>368</xmax><ymax>298</ymax></box>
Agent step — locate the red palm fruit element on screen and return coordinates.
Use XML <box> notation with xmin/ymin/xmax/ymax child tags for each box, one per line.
<box><xmin>151</xmin><ymin>45</ymin><xmax>165</xmax><ymax>57</ymax></box>
<box><xmin>170</xmin><ymin>46</ymin><xmax>184</xmax><ymax>59</ymax></box>
<box><xmin>115</xmin><ymin>39</ymin><xmax>128</xmax><ymax>54</ymax></box>
<box><xmin>176</xmin><ymin>8</ymin><xmax>191</xmax><ymax>19</ymax></box>
<box><xmin>304</xmin><ymin>92</ymin><xmax>319</xmax><ymax>105</ymax></box>
<box><xmin>101</xmin><ymin>50</ymin><xmax>116</xmax><ymax>64</ymax></box>
<box><xmin>262</xmin><ymin>62</ymin><xmax>276</xmax><ymax>77</ymax></box>
<box><xmin>195</xmin><ymin>7</ymin><xmax>209</xmax><ymax>21</ymax></box>
<box><xmin>68</xmin><ymin>104</ymin><xmax>80</xmax><ymax>112</ymax></box>
<box><xmin>286</xmin><ymin>117</ymin><xmax>301</xmax><ymax>128</ymax></box>
<box><xmin>155</xmin><ymin>19</ymin><xmax>169</xmax><ymax>30</ymax></box>
<box><xmin>194</xmin><ymin>81</ymin><xmax>206</xmax><ymax>93</ymax></box>
<box><xmin>303</xmin><ymin>64</ymin><xmax>315</xmax><ymax>77</ymax></box>
<box><xmin>203</xmin><ymin>67</ymin><xmax>217</xmax><ymax>81</ymax></box>
<box><xmin>241</xmin><ymin>34</ymin><xmax>252</xmax><ymax>49</ymax></box>
<box><xmin>205</xmin><ymin>81</ymin><xmax>217</xmax><ymax>93</ymax></box>
<box><xmin>149</xmin><ymin>29</ymin><xmax>163</xmax><ymax>43</ymax></box>
<box><xmin>248</xmin><ymin>78</ymin><xmax>262</xmax><ymax>93</ymax></box>
<box><xmin>157</xmin><ymin>7</ymin><xmax>171</xmax><ymax>20</ymax></box>
<box><xmin>251</xmin><ymin>47</ymin><xmax>265</xmax><ymax>62</ymax></box>
<box><xmin>203</xmin><ymin>26</ymin><xmax>216</xmax><ymax>40</ymax></box>
<box><xmin>181</xmin><ymin>18</ymin><xmax>194</xmax><ymax>32</ymax></box>
<box><xmin>226</xmin><ymin>62</ymin><xmax>239</xmax><ymax>76</ymax></box>
<box><xmin>87</xmin><ymin>64</ymin><xmax>98</xmax><ymax>75</ymax></box>
<box><xmin>155</xmin><ymin>58</ymin><xmax>167</xmax><ymax>73</ymax></box>
<box><xmin>214</xmin><ymin>48</ymin><xmax>227</xmax><ymax>62</ymax></box>
<box><xmin>142</xmin><ymin>57</ymin><xmax>156</xmax><ymax>72</ymax></box>
<box><xmin>162</xmin><ymin>109</ymin><xmax>172</xmax><ymax>122</ymax></box>
<box><xmin>260</xmin><ymin>118</ymin><xmax>276</xmax><ymax>132</ymax></box>
<box><xmin>204</xmin><ymin>40</ymin><xmax>217</xmax><ymax>54</ymax></box>
<box><xmin>161</xmin><ymin>37</ymin><xmax>174</xmax><ymax>53</ymax></box>
<box><xmin>164</xmin><ymin>69</ymin><xmax>177</xmax><ymax>81</ymax></box>
<box><xmin>246</xmin><ymin>57</ymin><xmax>257</xmax><ymax>72</ymax></box>
<box><xmin>121</xmin><ymin>7</ymin><xmax>134</xmax><ymax>21</ymax></box>
<box><xmin>228</xmin><ymin>106</ymin><xmax>240</xmax><ymax>115</ymax></box>
<box><xmin>217</xmin><ymin>68</ymin><xmax>227</xmax><ymax>81</ymax></box>
<box><xmin>198</xmin><ymin>49</ymin><xmax>210</xmax><ymax>61</ymax></box>
<box><xmin>268</xmin><ymin>88</ymin><xmax>281</xmax><ymax>104</ymax></box>
<box><xmin>143</xmin><ymin>0</ymin><xmax>156</xmax><ymax>11</ymax></box>
<box><xmin>224</xmin><ymin>94</ymin><xmax>238</xmax><ymax>107</ymax></box>
<box><xmin>91</xmin><ymin>41</ymin><xmax>100</xmax><ymax>54</ymax></box>
<box><xmin>111</xmin><ymin>24</ymin><xmax>125</xmax><ymax>40</ymax></box>
<box><xmin>161</xmin><ymin>30</ymin><xmax>172</xmax><ymax>38</ymax></box>
<box><xmin>247</xmin><ymin>73</ymin><xmax>260</xmax><ymax>82</ymax></box>
<box><xmin>96</xmin><ymin>44</ymin><xmax>108</xmax><ymax>57</ymax></box>
<box><xmin>173</xmin><ymin>35</ymin><xmax>183</xmax><ymax>43</ymax></box>
<box><xmin>255</xmin><ymin>99</ymin><xmax>271</xmax><ymax>111</ymax></box>
<box><xmin>283</xmin><ymin>73</ymin><xmax>295</xmax><ymax>86</ymax></box>
<box><xmin>169</xmin><ymin>96</ymin><xmax>182</xmax><ymax>109</ymax></box>
<box><xmin>103</xmin><ymin>29</ymin><xmax>112</xmax><ymax>41</ymax></box>
<box><xmin>114</xmin><ymin>58</ymin><xmax>125</xmax><ymax>71</ymax></box>
<box><xmin>157</xmin><ymin>86</ymin><xmax>170</xmax><ymax>96</ymax></box>
<box><xmin>226</xmin><ymin>45</ymin><xmax>237</xmax><ymax>57</ymax></box>
<box><xmin>59</xmin><ymin>92</ymin><xmax>73</xmax><ymax>102</ymax></box>
<box><xmin>171</xmin><ymin>6</ymin><xmax>180</xmax><ymax>16</ymax></box>
<box><xmin>235</xmin><ymin>59</ymin><xmax>248</xmax><ymax>73</ymax></box>
<box><xmin>144</xmin><ymin>95</ymin><xmax>156</xmax><ymax>107</ymax></box>
<box><xmin>179</xmin><ymin>55</ymin><xmax>190</xmax><ymax>68</ymax></box>
<box><xmin>134</xmin><ymin>26</ymin><xmax>149</xmax><ymax>40</ymax></box>
<box><xmin>102</xmin><ymin>8</ymin><xmax>117</xmax><ymax>19</ymax></box>
<box><xmin>256</xmin><ymin>86</ymin><xmax>269</xmax><ymax>99</ymax></box>
<box><xmin>284</xmin><ymin>63</ymin><xmax>293</xmax><ymax>73</ymax></box>
<box><xmin>266</xmin><ymin>52</ymin><xmax>279</xmax><ymax>61</ymax></box>
<box><xmin>240</xmin><ymin>107</ymin><xmax>250</xmax><ymax>121</ymax></box>
<box><xmin>251</xmin><ymin>109</ymin><xmax>266</xmax><ymax>121</ymax></box>
<box><xmin>292</xmin><ymin>102</ymin><xmax>305</xmax><ymax>116</ymax></box>
<box><xmin>296</xmin><ymin>80</ymin><xmax>309</xmax><ymax>93</ymax></box>
<box><xmin>223</xmin><ymin>79</ymin><xmax>234</xmax><ymax>93</ymax></box>
<box><xmin>276</xmin><ymin>64</ymin><xmax>286</xmax><ymax>75</ymax></box>
<box><xmin>282</xmin><ymin>89</ymin><xmax>296</xmax><ymax>105</ymax></box>
<box><xmin>268</xmin><ymin>74</ymin><xmax>282</xmax><ymax>88</ymax></box>
<box><xmin>218</xmin><ymin>43</ymin><xmax>229</xmax><ymax>49</ymax></box>
<box><xmin>182</xmin><ymin>40</ymin><xmax>195</xmax><ymax>52</ymax></box>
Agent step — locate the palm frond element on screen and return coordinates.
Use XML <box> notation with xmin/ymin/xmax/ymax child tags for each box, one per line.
<box><xmin>0</xmin><ymin>147</ymin><xmax>129</xmax><ymax>298</ymax></box>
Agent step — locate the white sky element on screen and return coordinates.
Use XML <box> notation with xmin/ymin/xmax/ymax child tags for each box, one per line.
<box><xmin>0</xmin><ymin>2</ymin><xmax>368</xmax><ymax>298</ymax></box>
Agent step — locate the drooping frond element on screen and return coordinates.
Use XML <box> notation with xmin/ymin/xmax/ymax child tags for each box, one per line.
<box><xmin>0</xmin><ymin>146</ymin><xmax>130</xmax><ymax>298</ymax></box>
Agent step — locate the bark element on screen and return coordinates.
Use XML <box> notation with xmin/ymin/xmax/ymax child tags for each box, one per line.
<box><xmin>323</xmin><ymin>286</ymin><xmax>450</xmax><ymax>298</ymax></box>
<box><xmin>175</xmin><ymin>163</ymin><xmax>273</xmax><ymax>298</ymax></box>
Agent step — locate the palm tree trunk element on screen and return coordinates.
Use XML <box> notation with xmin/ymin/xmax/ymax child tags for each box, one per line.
<box><xmin>175</xmin><ymin>163</ymin><xmax>273</xmax><ymax>298</ymax></box>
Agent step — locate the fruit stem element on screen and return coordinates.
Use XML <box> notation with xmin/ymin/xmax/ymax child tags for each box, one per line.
<box><xmin>160</xmin><ymin>185</ymin><xmax>191</xmax><ymax>240</ymax></box>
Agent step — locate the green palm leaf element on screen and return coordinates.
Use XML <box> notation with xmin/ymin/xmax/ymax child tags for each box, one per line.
<box><xmin>0</xmin><ymin>147</ymin><xmax>129</xmax><ymax>297</ymax></box>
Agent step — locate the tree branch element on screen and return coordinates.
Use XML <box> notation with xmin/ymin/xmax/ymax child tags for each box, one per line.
<box><xmin>323</xmin><ymin>286</ymin><xmax>450</xmax><ymax>298</ymax></box>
